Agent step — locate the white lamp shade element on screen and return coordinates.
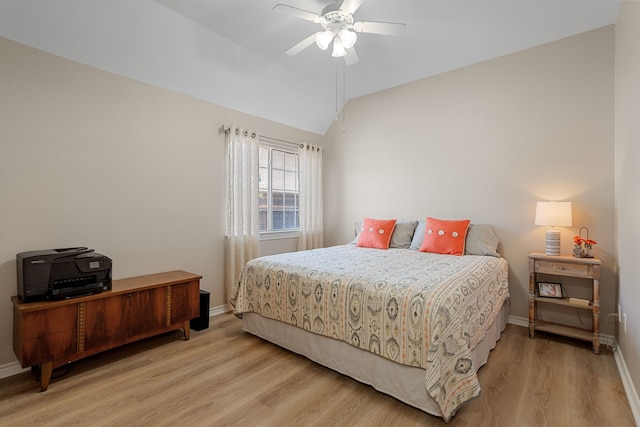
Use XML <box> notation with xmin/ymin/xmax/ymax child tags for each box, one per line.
<box><xmin>338</xmin><ymin>29</ymin><xmax>357</xmax><ymax>49</ymax></box>
<box><xmin>315</xmin><ymin>30</ymin><xmax>334</xmax><ymax>50</ymax></box>
<box><xmin>332</xmin><ymin>38</ymin><xmax>347</xmax><ymax>57</ymax></box>
<box><xmin>534</xmin><ymin>201</ymin><xmax>572</xmax><ymax>227</ymax></box>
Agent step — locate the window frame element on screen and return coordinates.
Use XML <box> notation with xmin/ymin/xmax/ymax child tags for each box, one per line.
<box><xmin>258</xmin><ymin>139</ymin><xmax>300</xmax><ymax>239</ymax></box>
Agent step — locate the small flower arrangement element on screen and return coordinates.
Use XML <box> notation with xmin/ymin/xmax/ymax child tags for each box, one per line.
<box><xmin>573</xmin><ymin>234</ymin><xmax>597</xmax><ymax>258</ymax></box>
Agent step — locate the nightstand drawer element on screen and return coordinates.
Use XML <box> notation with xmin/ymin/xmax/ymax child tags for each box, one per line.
<box><xmin>537</xmin><ymin>260</ymin><xmax>591</xmax><ymax>278</ymax></box>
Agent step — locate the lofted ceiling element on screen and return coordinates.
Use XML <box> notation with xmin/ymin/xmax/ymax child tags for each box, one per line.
<box><xmin>0</xmin><ymin>0</ymin><xmax>621</xmax><ymax>134</ymax></box>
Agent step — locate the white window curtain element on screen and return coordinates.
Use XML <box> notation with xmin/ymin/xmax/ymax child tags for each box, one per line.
<box><xmin>298</xmin><ymin>144</ymin><xmax>323</xmax><ymax>250</ymax></box>
<box><xmin>225</xmin><ymin>125</ymin><xmax>260</xmax><ymax>306</ymax></box>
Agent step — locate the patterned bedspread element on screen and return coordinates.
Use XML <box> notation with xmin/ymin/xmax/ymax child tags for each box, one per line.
<box><xmin>233</xmin><ymin>245</ymin><xmax>509</xmax><ymax>421</ymax></box>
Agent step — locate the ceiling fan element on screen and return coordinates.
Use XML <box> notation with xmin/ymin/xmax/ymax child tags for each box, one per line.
<box><xmin>273</xmin><ymin>0</ymin><xmax>407</xmax><ymax>65</ymax></box>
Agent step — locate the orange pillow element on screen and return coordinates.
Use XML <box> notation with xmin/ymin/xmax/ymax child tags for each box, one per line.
<box><xmin>356</xmin><ymin>218</ymin><xmax>397</xmax><ymax>249</ymax></box>
<box><xmin>419</xmin><ymin>217</ymin><xmax>470</xmax><ymax>255</ymax></box>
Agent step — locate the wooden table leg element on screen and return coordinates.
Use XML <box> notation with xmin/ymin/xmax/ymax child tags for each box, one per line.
<box><xmin>183</xmin><ymin>320</ymin><xmax>191</xmax><ymax>340</ymax></box>
<box><xmin>39</xmin><ymin>361</ymin><xmax>53</xmax><ymax>392</ymax></box>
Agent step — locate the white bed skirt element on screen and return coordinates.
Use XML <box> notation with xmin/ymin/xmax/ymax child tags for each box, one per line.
<box><xmin>242</xmin><ymin>299</ymin><xmax>509</xmax><ymax>418</ymax></box>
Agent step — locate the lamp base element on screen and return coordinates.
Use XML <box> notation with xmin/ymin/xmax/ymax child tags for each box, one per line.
<box><xmin>545</xmin><ymin>228</ymin><xmax>561</xmax><ymax>256</ymax></box>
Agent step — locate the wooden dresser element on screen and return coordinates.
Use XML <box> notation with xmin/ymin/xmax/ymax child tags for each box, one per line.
<box><xmin>12</xmin><ymin>270</ymin><xmax>201</xmax><ymax>391</ymax></box>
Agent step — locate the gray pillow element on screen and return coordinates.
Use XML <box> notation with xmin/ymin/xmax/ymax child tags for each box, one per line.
<box><xmin>389</xmin><ymin>220</ymin><xmax>418</xmax><ymax>249</ymax></box>
<box><xmin>352</xmin><ymin>219</ymin><xmax>418</xmax><ymax>249</ymax></box>
<box><xmin>464</xmin><ymin>224</ymin><xmax>500</xmax><ymax>257</ymax></box>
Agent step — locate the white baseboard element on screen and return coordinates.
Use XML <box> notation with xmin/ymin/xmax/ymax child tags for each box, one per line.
<box><xmin>508</xmin><ymin>315</ymin><xmax>529</xmax><ymax>328</ymax></box>
<box><xmin>0</xmin><ymin>361</ymin><xmax>29</xmax><ymax>380</ymax></box>
<box><xmin>210</xmin><ymin>304</ymin><xmax>231</xmax><ymax>317</ymax></box>
<box><xmin>614</xmin><ymin>342</ymin><xmax>640</xmax><ymax>426</ymax></box>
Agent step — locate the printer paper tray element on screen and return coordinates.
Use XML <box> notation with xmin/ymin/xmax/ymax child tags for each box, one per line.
<box><xmin>50</xmin><ymin>282</ymin><xmax>106</xmax><ymax>300</ymax></box>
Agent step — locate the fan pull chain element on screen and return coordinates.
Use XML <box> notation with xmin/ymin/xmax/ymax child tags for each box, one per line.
<box><xmin>342</xmin><ymin>64</ymin><xmax>346</xmax><ymax>133</ymax></box>
<box><xmin>335</xmin><ymin>63</ymin><xmax>339</xmax><ymax>121</ymax></box>
<box><xmin>334</xmin><ymin>62</ymin><xmax>347</xmax><ymax>132</ymax></box>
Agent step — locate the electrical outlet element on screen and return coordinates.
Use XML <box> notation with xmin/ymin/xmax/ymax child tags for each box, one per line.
<box><xmin>618</xmin><ymin>304</ymin><xmax>622</xmax><ymax>322</ymax></box>
<box><xmin>623</xmin><ymin>313</ymin><xmax>627</xmax><ymax>333</ymax></box>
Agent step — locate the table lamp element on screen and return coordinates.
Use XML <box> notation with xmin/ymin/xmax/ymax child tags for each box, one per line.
<box><xmin>535</xmin><ymin>201</ymin><xmax>572</xmax><ymax>256</ymax></box>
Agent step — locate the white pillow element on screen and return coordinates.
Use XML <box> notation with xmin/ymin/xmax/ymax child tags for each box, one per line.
<box><xmin>409</xmin><ymin>220</ymin><xmax>426</xmax><ymax>250</ymax></box>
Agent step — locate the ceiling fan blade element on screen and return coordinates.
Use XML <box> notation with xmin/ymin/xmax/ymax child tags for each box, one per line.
<box><xmin>344</xmin><ymin>47</ymin><xmax>359</xmax><ymax>65</ymax></box>
<box><xmin>273</xmin><ymin>4</ymin><xmax>321</xmax><ymax>22</ymax></box>
<box><xmin>353</xmin><ymin>21</ymin><xmax>407</xmax><ymax>36</ymax></box>
<box><xmin>340</xmin><ymin>0</ymin><xmax>365</xmax><ymax>15</ymax></box>
<box><xmin>285</xmin><ymin>33</ymin><xmax>317</xmax><ymax>56</ymax></box>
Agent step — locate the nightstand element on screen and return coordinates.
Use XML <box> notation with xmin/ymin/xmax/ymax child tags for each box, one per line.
<box><xmin>528</xmin><ymin>252</ymin><xmax>601</xmax><ymax>354</ymax></box>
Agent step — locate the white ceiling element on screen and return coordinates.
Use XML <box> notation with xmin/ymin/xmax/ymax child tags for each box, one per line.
<box><xmin>0</xmin><ymin>0</ymin><xmax>621</xmax><ymax>134</ymax></box>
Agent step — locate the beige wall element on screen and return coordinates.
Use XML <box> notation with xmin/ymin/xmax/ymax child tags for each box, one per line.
<box><xmin>1</xmin><ymin>19</ymin><xmax>631</xmax><ymax>399</ymax></box>
<box><xmin>615</xmin><ymin>1</ymin><xmax>640</xmax><ymax>413</ymax></box>
<box><xmin>0</xmin><ymin>37</ymin><xmax>321</xmax><ymax>367</ymax></box>
<box><xmin>324</xmin><ymin>27</ymin><xmax>615</xmax><ymax>330</ymax></box>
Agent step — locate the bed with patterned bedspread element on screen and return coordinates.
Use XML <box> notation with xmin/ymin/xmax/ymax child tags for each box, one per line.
<box><xmin>233</xmin><ymin>243</ymin><xmax>509</xmax><ymax>421</ymax></box>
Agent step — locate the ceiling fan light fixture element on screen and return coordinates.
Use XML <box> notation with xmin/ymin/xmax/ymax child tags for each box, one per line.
<box><xmin>274</xmin><ymin>1</ymin><xmax>407</xmax><ymax>65</ymax></box>
<box><xmin>315</xmin><ymin>30</ymin><xmax>334</xmax><ymax>50</ymax></box>
<box><xmin>338</xmin><ymin>29</ymin><xmax>357</xmax><ymax>49</ymax></box>
<box><xmin>332</xmin><ymin>38</ymin><xmax>347</xmax><ymax>57</ymax></box>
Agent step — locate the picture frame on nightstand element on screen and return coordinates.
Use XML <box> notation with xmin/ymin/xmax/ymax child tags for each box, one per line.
<box><xmin>538</xmin><ymin>282</ymin><xmax>563</xmax><ymax>298</ymax></box>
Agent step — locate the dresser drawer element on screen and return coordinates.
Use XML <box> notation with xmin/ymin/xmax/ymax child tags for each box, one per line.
<box><xmin>536</xmin><ymin>260</ymin><xmax>591</xmax><ymax>278</ymax></box>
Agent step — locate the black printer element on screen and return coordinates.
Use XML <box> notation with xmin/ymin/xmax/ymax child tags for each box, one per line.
<box><xmin>17</xmin><ymin>247</ymin><xmax>112</xmax><ymax>302</ymax></box>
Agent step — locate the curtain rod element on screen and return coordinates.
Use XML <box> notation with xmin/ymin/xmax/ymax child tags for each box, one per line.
<box><xmin>260</xmin><ymin>135</ymin><xmax>302</xmax><ymax>149</ymax></box>
<box><xmin>219</xmin><ymin>124</ymin><xmax>305</xmax><ymax>149</ymax></box>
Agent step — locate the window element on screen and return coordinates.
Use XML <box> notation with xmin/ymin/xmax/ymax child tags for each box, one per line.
<box><xmin>259</xmin><ymin>143</ymin><xmax>299</xmax><ymax>232</ymax></box>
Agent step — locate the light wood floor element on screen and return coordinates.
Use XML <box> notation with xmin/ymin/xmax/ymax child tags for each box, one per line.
<box><xmin>0</xmin><ymin>313</ymin><xmax>634</xmax><ymax>426</ymax></box>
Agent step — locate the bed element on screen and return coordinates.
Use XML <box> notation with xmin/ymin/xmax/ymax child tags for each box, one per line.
<box><xmin>233</xmin><ymin>220</ymin><xmax>509</xmax><ymax>421</ymax></box>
